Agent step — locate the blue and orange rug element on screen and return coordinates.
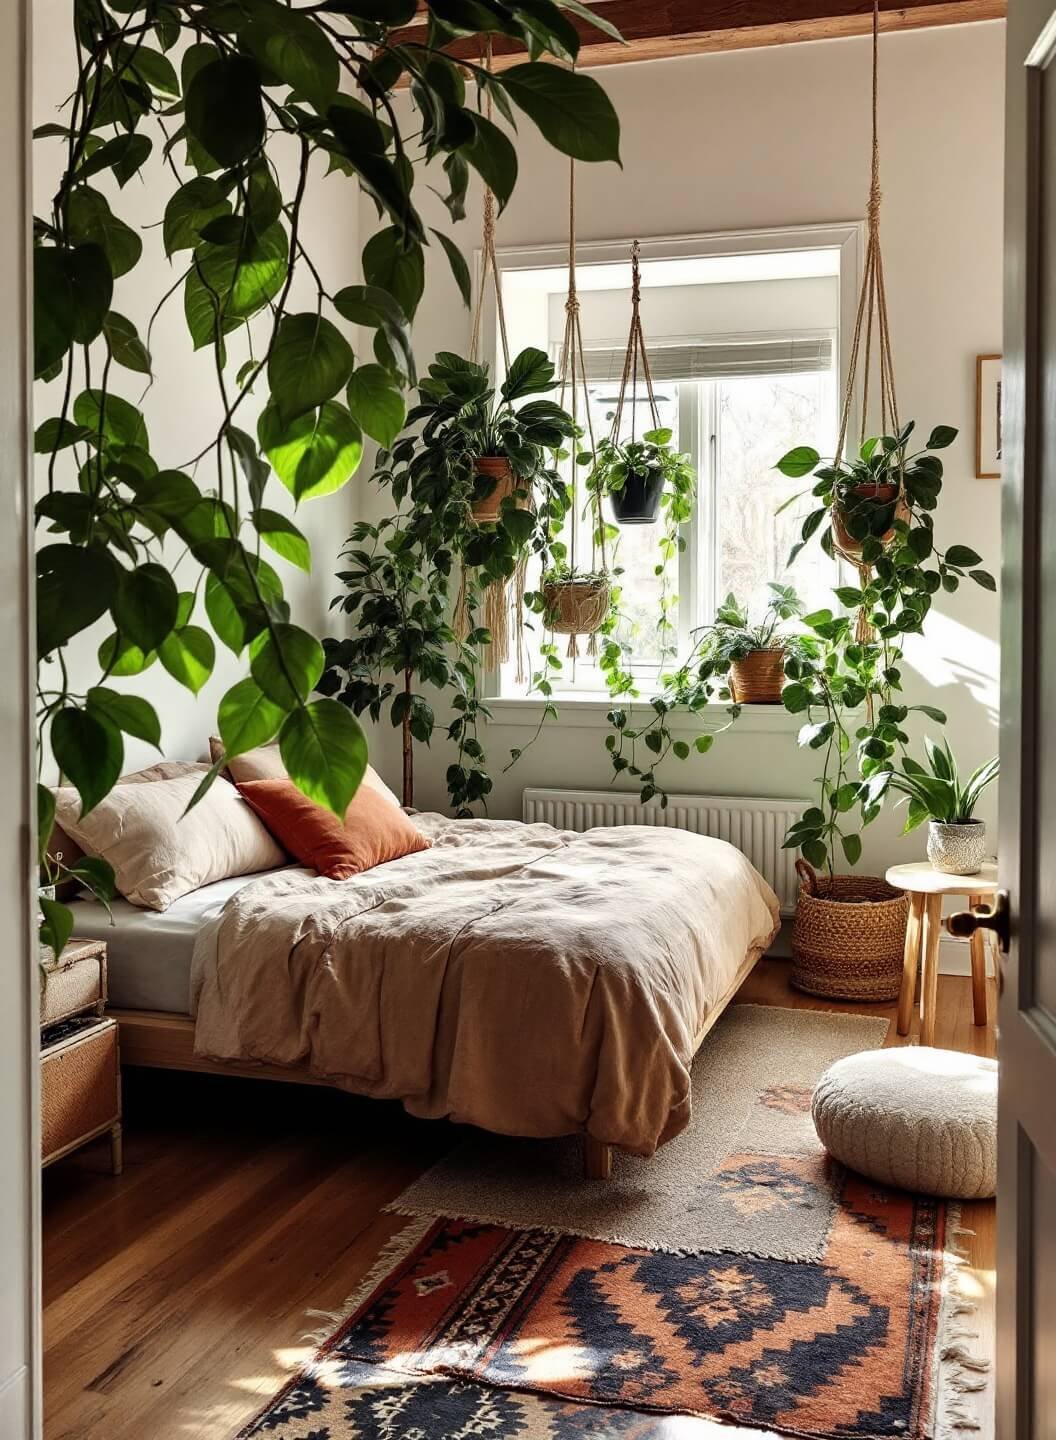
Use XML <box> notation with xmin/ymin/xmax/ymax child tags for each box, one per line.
<box><xmin>238</xmin><ymin>1173</ymin><xmax>977</xmax><ymax>1440</ymax></box>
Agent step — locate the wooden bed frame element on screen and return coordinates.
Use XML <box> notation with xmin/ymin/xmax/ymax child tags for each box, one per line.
<box><xmin>107</xmin><ymin>942</ymin><xmax>762</xmax><ymax>1180</ymax></box>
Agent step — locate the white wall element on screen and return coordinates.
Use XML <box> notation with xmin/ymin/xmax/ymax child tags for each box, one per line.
<box><xmin>33</xmin><ymin>0</ymin><xmax>362</xmax><ymax>771</ymax></box>
<box><xmin>359</xmin><ymin>21</ymin><xmax>1005</xmax><ymax>882</ymax></box>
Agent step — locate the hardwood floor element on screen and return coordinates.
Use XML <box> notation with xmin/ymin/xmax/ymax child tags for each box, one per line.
<box><xmin>42</xmin><ymin>960</ymin><xmax>997</xmax><ymax>1440</ymax></box>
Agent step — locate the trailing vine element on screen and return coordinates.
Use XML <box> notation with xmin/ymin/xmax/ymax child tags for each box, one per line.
<box><xmin>34</xmin><ymin>0</ymin><xmax>622</xmax><ymax>950</ymax></box>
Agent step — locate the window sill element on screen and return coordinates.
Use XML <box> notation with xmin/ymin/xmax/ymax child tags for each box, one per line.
<box><xmin>482</xmin><ymin>695</ymin><xmax>808</xmax><ymax>734</ymax></box>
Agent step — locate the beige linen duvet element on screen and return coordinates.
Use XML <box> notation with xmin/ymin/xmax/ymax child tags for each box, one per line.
<box><xmin>190</xmin><ymin>815</ymin><xmax>780</xmax><ymax>1156</ymax></box>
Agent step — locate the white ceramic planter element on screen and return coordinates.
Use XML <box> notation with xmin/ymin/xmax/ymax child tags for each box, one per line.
<box><xmin>927</xmin><ymin>819</ymin><xmax>987</xmax><ymax>875</ymax></box>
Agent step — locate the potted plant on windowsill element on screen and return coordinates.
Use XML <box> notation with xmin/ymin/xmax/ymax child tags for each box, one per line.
<box><xmin>707</xmin><ymin>585</ymin><xmax>806</xmax><ymax>704</ymax></box>
<box><xmin>880</xmin><ymin>739</ymin><xmax>999</xmax><ymax>874</ymax></box>
<box><xmin>408</xmin><ymin>349</ymin><xmax>577</xmax><ymax>526</ymax></box>
<box><xmin>587</xmin><ymin>428</ymin><xmax>694</xmax><ymax>526</ymax></box>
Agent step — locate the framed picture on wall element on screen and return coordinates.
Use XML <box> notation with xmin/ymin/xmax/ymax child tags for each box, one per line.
<box><xmin>976</xmin><ymin>353</ymin><xmax>1002</xmax><ymax>479</ymax></box>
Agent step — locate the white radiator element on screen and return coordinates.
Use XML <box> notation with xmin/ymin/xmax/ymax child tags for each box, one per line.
<box><xmin>522</xmin><ymin>787</ymin><xmax>809</xmax><ymax>915</ymax></box>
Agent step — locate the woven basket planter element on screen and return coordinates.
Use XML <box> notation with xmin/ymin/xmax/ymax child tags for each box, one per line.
<box><xmin>791</xmin><ymin>859</ymin><xmax>910</xmax><ymax>1002</ymax></box>
<box><xmin>729</xmin><ymin>648</ymin><xmax>785</xmax><ymax>704</ymax></box>
<box><xmin>543</xmin><ymin>578</ymin><xmax>611</xmax><ymax>637</ymax></box>
<box><xmin>471</xmin><ymin>457</ymin><xmax>528</xmax><ymax>524</ymax></box>
<box><xmin>830</xmin><ymin>483</ymin><xmax>909</xmax><ymax>563</ymax></box>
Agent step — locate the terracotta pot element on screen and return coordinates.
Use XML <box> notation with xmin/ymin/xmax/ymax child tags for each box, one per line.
<box><xmin>729</xmin><ymin>648</ymin><xmax>786</xmax><ymax>704</ymax></box>
<box><xmin>542</xmin><ymin>579</ymin><xmax>611</xmax><ymax>636</ymax></box>
<box><xmin>830</xmin><ymin>481</ymin><xmax>909</xmax><ymax>561</ymax></box>
<box><xmin>471</xmin><ymin>456</ymin><xmax>527</xmax><ymax>523</ymax></box>
<box><xmin>610</xmin><ymin>468</ymin><xmax>664</xmax><ymax>524</ymax></box>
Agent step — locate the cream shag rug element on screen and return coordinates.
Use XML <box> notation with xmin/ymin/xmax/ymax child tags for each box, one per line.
<box><xmin>387</xmin><ymin>1004</ymin><xmax>889</xmax><ymax>1258</ymax></box>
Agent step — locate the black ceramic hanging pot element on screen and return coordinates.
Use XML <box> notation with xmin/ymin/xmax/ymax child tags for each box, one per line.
<box><xmin>610</xmin><ymin>467</ymin><xmax>664</xmax><ymax>524</ymax></box>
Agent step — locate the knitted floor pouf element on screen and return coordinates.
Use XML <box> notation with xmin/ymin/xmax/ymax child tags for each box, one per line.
<box><xmin>812</xmin><ymin>1047</ymin><xmax>997</xmax><ymax>1199</ymax></box>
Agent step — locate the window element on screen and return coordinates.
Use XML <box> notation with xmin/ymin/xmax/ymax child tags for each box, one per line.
<box><xmin>494</xmin><ymin>236</ymin><xmax>850</xmax><ymax>699</ymax></box>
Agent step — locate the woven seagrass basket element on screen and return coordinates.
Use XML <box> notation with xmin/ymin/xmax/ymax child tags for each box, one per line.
<box><xmin>729</xmin><ymin>648</ymin><xmax>785</xmax><ymax>704</ymax></box>
<box><xmin>791</xmin><ymin>859</ymin><xmax>909</xmax><ymax>1002</ymax></box>
<box><xmin>543</xmin><ymin>579</ymin><xmax>611</xmax><ymax>637</ymax></box>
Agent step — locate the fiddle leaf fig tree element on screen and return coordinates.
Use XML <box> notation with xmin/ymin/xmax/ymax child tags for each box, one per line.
<box><xmin>35</xmin><ymin>0</ymin><xmax>622</xmax><ymax>945</ymax></box>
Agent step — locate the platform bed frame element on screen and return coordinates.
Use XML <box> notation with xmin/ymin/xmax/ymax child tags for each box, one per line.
<box><xmin>107</xmin><ymin>943</ymin><xmax>761</xmax><ymax>1180</ymax></box>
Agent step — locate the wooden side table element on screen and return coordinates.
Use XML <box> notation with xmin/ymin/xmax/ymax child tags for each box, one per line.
<box><xmin>885</xmin><ymin>861</ymin><xmax>998</xmax><ymax>1045</ymax></box>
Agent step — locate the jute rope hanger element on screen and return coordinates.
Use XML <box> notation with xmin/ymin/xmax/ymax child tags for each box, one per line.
<box><xmin>610</xmin><ymin>239</ymin><xmax>661</xmax><ymax>447</ymax></box>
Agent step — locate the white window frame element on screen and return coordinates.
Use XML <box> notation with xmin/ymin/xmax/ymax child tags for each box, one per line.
<box><xmin>477</xmin><ymin>222</ymin><xmax>863</xmax><ymax>717</ymax></box>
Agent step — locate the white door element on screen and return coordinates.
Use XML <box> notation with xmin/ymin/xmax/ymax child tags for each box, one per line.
<box><xmin>0</xmin><ymin>0</ymin><xmax>40</xmax><ymax>1436</ymax></box>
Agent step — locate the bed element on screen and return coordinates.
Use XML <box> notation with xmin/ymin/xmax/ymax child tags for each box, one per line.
<box><xmin>71</xmin><ymin>813</ymin><xmax>780</xmax><ymax>1178</ymax></box>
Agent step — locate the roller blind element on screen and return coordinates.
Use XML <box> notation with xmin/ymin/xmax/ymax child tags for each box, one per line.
<box><xmin>568</xmin><ymin>334</ymin><xmax>834</xmax><ymax>384</ymax></box>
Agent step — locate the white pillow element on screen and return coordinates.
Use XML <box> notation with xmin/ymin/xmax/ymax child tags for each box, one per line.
<box><xmin>54</xmin><ymin>772</ymin><xmax>284</xmax><ymax>911</ymax></box>
<box><xmin>208</xmin><ymin>737</ymin><xmax>403</xmax><ymax>809</ymax></box>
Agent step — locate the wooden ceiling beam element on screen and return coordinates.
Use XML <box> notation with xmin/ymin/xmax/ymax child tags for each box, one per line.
<box><xmin>392</xmin><ymin>0</ymin><xmax>1005</xmax><ymax>70</ymax></box>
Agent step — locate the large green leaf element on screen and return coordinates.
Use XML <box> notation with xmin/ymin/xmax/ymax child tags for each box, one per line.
<box><xmin>98</xmin><ymin>631</ymin><xmax>157</xmax><ymax>676</ymax></box>
<box><xmin>67</xmin><ymin>243</ymin><xmax>113</xmax><ymax>344</ymax></box>
<box><xmin>279</xmin><ymin>699</ymin><xmax>367</xmax><ymax>815</ymax></box>
<box><xmin>72</xmin><ymin>389</ymin><xmax>149</xmax><ymax>451</ymax></box>
<box><xmin>115</xmin><ymin>40</ymin><xmax>180</xmax><ymax>96</ymax></box>
<box><xmin>184</xmin><ymin>222</ymin><xmax>288</xmax><ymax>346</ymax></box>
<box><xmin>218</xmin><ymin>675</ymin><xmax>285</xmax><ymax>759</ymax></box>
<box><xmin>78</xmin><ymin>132</ymin><xmax>152</xmax><ymax>187</ymax></box>
<box><xmin>40</xmin><ymin>897</ymin><xmax>74</xmax><ymax>959</ymax></box>
<box><xmin>502</xmin><ymin>346</ymin><xmax>555</xmax><ymax>401</ymax></box>
<box><xmin>268</xmin><ymin>312</ymin><xmax>355</xmax><ymax>425</ymax></box>
<box><xmin>185</xmin><ymin>55</ymin><xmax>265</xmax><ymax>167</ymax></box>
<box><xmin>346</xmin><ymin>363</ymin><xmax>406</xmax><ymax>448</ymax></box>
<box><xmin>332</xmin><ymin>283</ymin><xmax>414</xmax><ymax>379</ymax></box>
<box><xmin>243</xmin><ymin>11</ymin><xmax>339</xmax><ymax>112</ymax></box>
<box><xmin>103</xmin><ymin>310</ymin><xmax>151</xmax><ymax>373</ymax></box>
<box><xmin>86</xmin><ymin>685</ymin><xmax>162</xmax><ymax>747</ymax></box>
<box><xmin>259</xmin><ymin>400</ymin><xmax>363</xmax><ymax>501</ymax></box>
<box><xmin>163</xmin><ymin>176</ymin><xmax>231</xmax><ymax>255</ymax></box>
<box><xmin>362</xmin><ymin>226</ymin><xmax>425</xmax><ymax>321</ymax></box>
<box><xmin>34</xmin><ymin>248</ymin><xmax>76</xmax><ymax>377</ymax></box>
<box><xmin>250</xmin><ymin>624</ymin><xmax>324</xmax><ymax>708</ymax></box>
<box><xmin>112</xmin><ymin>562</ymin><xmax>179</xmax><ymax>654</ymax></box>
<box><xmin>51</xmin><ymin>706</ymin><xmax>123</xmax><ymax>817</ymax></box>
<box><xmin>463</xmin><ymin>112</ymin><xmax>517</xmax><ymax>212</ymax></box>
<box><xmin>159</xmin><ymin>625</ymin><xmax>215</xmax><ymax>694</ymax></box>
<box><xmin>429</xmin><ymin>227</ymin><xmax>471</xmax><ymax>309</ymax></box>
<box><xmin>67</xmin><ymin>186</ymin><xmax>142</xmax><ymax>277</ymax></box>
<box><xmin>500</xmin><ymin>64</ymin><xmax>620</xmax><ymax>164</ymax></box>
<box><xmin>37</xmin><ymin>543</ymin><xmax>116</xmax><ymax>656</ymax></box>
<box><xmin>252</xmin><ymin>509</ymin><xmax>311</xmax><ymax>572</ymax></box>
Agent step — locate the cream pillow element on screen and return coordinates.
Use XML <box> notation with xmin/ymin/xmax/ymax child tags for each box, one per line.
<box><xmin>53</xmin><ymin>772</ymin><xmax>284</xmax><ymax>911</ymax></box>
<box><xmin>208</xmin><ymin>738</ymin><xmax>402</xmax><ymax>809</ymax></box>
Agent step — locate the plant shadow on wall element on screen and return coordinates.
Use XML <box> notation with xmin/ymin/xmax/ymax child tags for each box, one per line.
<box><xmin>32</xmin><ymin>0</ymin><xmax>623</xmax><ymax>954</ymax></box>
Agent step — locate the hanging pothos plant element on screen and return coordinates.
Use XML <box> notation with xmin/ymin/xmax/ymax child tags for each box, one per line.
<box><xmin>776</xmin><ymin>421</ymin><xmax>996</xmax><ymax>871</ymax></box>
<box><xmin>33</xmin><ymin>0</ymin><xmax>622</xmax><ymax>952</ymax></box>
<box><xmin>319</xmin><ymin>348</ymin><xmax>575</xmax><ymax>813</ymax></box>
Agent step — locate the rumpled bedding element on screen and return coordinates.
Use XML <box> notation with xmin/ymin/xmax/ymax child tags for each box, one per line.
<box><xmin>190</xmin><ymin>815</ymin><xmax>780</xmax><ymax>1155</ymax></box>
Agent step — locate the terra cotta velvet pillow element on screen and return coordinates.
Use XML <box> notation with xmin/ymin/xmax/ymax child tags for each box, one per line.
<box><xmin>237</xmin><ymin>777</ymin><xmax>430</xmax><ymax>880</ymax></box>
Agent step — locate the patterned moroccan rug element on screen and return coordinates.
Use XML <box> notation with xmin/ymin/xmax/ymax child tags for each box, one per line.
<box><xmin>237</xmin><ymin>1005</ymin><xmax>990</xmax><ymax>1439</ymax></box>
<box><xmin>238</xmin><ymin>1188</ymin><xmax>984</xmax><ymax>1440</ymax></box>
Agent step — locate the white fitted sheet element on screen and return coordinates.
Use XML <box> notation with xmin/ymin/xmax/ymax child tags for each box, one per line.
<box><xmin>67</xmin><ymin>868</ymin><xmax>307</xmax><ymax>1014</ymax></box>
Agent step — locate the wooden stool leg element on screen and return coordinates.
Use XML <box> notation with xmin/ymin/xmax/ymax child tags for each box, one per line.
<box><xmin>897</xmin><ymin>892</ymin><xmax>925</xmax><ymax>1036</ymax></box>
<box><xmin>968</xmin><ymin>891</ymin><xmax>989</xmax><ymax>1027</ymax></box>
<box><xmin>110</xmin><ymin>1122</ymin><xmax>123</xmax><ymax>1177</ymax></box>
<box><xmin>920</xmin><ymin>894</ymin><xmax>943</xmax><ymax>1046</ymax></box>
<box><xmin>583</xmin><ymin>1137</ymin><xmax>612</xmax><ymax>1180</ymax></box>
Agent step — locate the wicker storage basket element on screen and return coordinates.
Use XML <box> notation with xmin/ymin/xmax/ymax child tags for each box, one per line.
<box><xmin>543</xmin><ymin>579</ymin><xmax>611</xmax><ymax>636</ymax></box>
<box><xmin>729</xmin><ymin>648</ymin><xmax>785</xmax><ymax>703</ymax></box>
<box><xmin>471</xmin><ymin>457</ymin><xmax>527</xmax><ymax>523</ymax></box>
<box><xmin>791</xmin><ymin>859</ymin><xmax>909</xmax><ymax>1001</ymax></box>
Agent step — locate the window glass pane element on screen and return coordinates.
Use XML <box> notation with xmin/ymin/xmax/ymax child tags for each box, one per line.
<box><xmin>715</xmin><ymin>372</ymin><xmax>838</xmax><ymax>618</ymax></box>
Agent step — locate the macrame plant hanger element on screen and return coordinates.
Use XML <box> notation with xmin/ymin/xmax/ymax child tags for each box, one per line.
<box><xmin>610</xmin><ymin>239</ymin><xmax>661</xmax><ymax>457</ymax></box>
<box><xmin>455</xmin><ymin>39</ymin><xmax>519</xmax><ymax>671</ymax></box>
<box><xmin>552</xmin><ymin>154</ymin><xmax>609</xmax><ymax>660</ymax></box>
<box><xmin>834</xmin><ymin>0</ymin><xmax>900</xmax><ymax>646</ymax></box>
